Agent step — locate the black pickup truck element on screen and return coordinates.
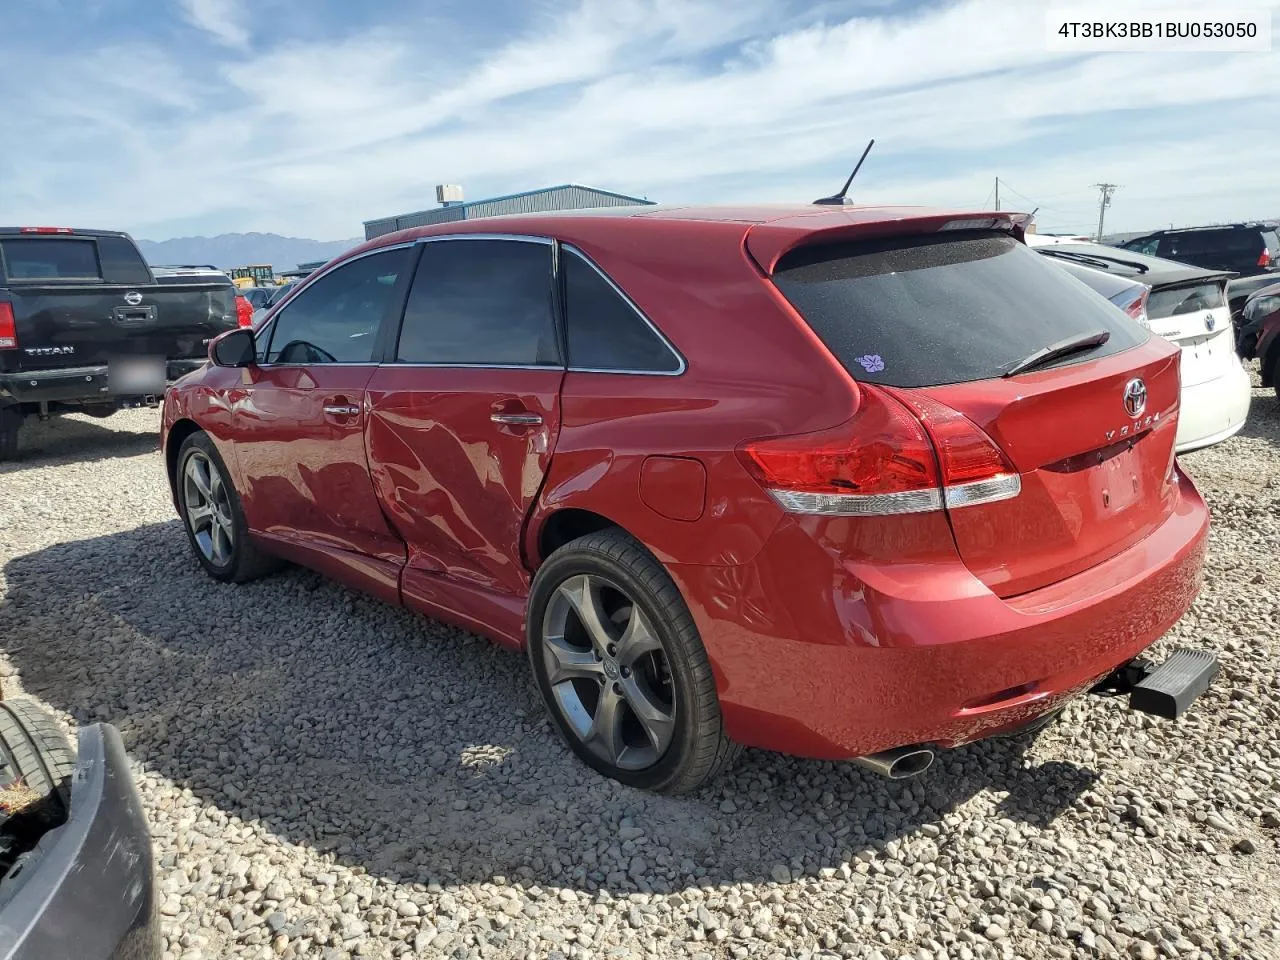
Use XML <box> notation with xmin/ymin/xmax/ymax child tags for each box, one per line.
<box><xmin>0</xmin><ymin>227</ymin><xmax>238</xmax><ymax>459</ymax></box>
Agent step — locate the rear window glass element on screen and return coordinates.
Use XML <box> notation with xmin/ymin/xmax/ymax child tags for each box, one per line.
<box><xmin>0</xmin><ymin>238</ymin><xmax>101</xmax><ymax>280</ymax></box>
<box><xmin>96</xmin><ymin>235</ymin><xmax>152</xmax><ymax>284</ymax></box>
<box><xmin>1148</xmin><ymin>282</ymin><xmax>1226</xmax><ymax>319</ymax></box>
<box><xmin>772</xmin><ymin>232</ymin><xmax>1147</xmax><ymax>388</ymax></box>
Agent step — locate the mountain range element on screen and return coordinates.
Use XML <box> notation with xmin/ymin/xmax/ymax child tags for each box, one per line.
<box><xmin>136</xmin><ymin>233</ymin><xmax>362</xmax><ymax>272</ymax></box>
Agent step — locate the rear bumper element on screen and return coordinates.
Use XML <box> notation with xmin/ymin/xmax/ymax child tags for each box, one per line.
<box><xmin>0</xmin><ymin>723</ymin><xmax>159</xmax><ymax>960</ymax></box>
<box><xmin>0</xmin><ymin>360</ymin><xmax>205</xmax><ymax>407</ymax></box>
<box><xmin>1175</xmin><ymin>361</ymin><xmax>1252</xmax><ymax>453</ymax></box>
<box><xmin>673</xmin><ymin>470</ymin><xmax>1209</xmax><ymax>760</ymax></box>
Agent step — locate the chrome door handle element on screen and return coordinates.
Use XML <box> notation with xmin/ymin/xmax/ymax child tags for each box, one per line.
<box><xmin>324</xmin><ymin>404</ymin><xmax>360</xmax><ymax>416</ymax></box>
<box><xmin>490</xmin><ymin>412</ymin><xmax>542</xmax><ymax>426</ymax></box>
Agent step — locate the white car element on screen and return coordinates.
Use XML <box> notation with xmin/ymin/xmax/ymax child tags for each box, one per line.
<box><xmin>1027</xmin><ymin>235</ymin><xmax>1250</xmax><ymax>453</ymax></box>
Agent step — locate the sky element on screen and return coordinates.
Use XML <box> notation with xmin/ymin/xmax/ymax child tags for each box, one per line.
<box><xmin>4</xmin><ymin>0</ymin><xmax>1277</xmax><ymax>241</ymax></box>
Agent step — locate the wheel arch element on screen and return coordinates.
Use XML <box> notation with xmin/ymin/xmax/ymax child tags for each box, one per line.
<box><xmin>1262</xmin><ymin>335</ymin><xmax>1280</xmax><ymax>388</ymax></box>
<box><xmin>531</xmin><ymin>507</ymin><xmax>628</xmax><ymax>568</ymax></box>
<box><xmin>165</xmin><ymin>418</ymin><xmax>204</xmax><ymax>509</ymax></box>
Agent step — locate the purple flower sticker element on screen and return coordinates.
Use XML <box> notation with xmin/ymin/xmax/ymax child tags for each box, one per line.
<box><xmin>855</xmin><ymin>354</ymin><xmax>885</xmax><ymax>373</ymax></box>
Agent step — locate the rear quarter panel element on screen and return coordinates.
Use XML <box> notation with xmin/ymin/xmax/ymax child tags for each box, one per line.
<box><xmin>526</xmin><ymin>219</ymin><xmax>859</xmax><ymax>569</ymax></box>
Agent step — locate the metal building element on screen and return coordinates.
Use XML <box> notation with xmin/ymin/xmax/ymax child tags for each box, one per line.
<box><xmin>363</xmin><ymin>184</ymin><xmax>654</xmax><ymax>241</ymax></box>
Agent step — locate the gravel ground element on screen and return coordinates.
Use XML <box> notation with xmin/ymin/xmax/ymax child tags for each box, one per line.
<box><xmin>1</xmin><ymin>370</ymin><xmax>1278</xmax><ymax>960</ymax></box>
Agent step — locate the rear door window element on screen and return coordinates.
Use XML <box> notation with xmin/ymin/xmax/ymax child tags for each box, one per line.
<box><xmin>563</xmin><ymin>248</ymin><xmax>681</xmax><ymax>373</ymax></box>
<box><xmin>0</xmin><ymin>238</ymin><xmax>101</xmax><ymax>280</ymax></box>
<box><xmin>772</xmin><ymin>232</ymin><xmax>1147</xmax><ymax>388</ymax></box>
<box><xmin>265</xmin><ymin>248</ymin><xmax>411</xmax><ymax>364</ymax></box>
<box><xmin>396</xmin><ymin>239</ymin><xmax>559</xmax><ymax>366</ymax></box>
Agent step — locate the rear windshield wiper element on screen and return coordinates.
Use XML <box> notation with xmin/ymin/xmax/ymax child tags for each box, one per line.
<box><xmin>1003</xmin><ymin>329</ymin><xmax>1112</xmax><ymax>378</ymax></box>
<box><xmin>1039</xmin><ymin>248</ymin><xmax>1150</xmax><ymax>275</ymax></box>
<box><xmin>1038</xmin><ymin>248</ymin><xmax>1114</xmax><ymax>271</ymax></box>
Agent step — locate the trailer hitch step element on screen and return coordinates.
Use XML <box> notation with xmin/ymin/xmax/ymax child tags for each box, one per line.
<box><xmin>1091</xmin><ymin>647</ymin><xmax>1220</xmax><ymax>720</ymax></box>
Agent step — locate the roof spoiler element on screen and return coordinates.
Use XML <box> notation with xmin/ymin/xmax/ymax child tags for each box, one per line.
<box><xmin>746</xmin><ymin>210</ymin><xmax>1032</xmax><ymax>275</ymax></box>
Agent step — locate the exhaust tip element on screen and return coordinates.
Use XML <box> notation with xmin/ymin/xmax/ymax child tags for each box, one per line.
<box><xmin>852</xmin><ymin>745</ymin><xmax>936</xmax><ymax>779</ymax></box>
<box><xmin>886</xmin><ymin>748</ymin><xmax>935</xmax><ymax>779</ymax></box>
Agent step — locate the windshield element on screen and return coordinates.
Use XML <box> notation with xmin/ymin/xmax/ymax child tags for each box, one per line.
<box><xmin>772</xmin><ymin>232</ymin><xmax>1147</xmax><ymax>388</ymax></box>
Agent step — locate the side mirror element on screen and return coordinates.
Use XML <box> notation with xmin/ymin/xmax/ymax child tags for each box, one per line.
<box><xmin>210</xmin><ymin>328</ymin><xmax>256</xmax><ymax>367</ymax></box>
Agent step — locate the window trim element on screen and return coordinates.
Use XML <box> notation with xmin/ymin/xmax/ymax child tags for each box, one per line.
<box><xmin>381</xmin><ymin>233</ymin><xmax>564</xmax><ymax>370</ymax></box>
<box><xmin>260</xmin><ymin>242</ymin><xmax>418</xmax><ymax>368</ymax></box>
<box><xmin>559</xmin><ymin>243</ymin><xmax>686</xmax><ymax>377</ymax></box>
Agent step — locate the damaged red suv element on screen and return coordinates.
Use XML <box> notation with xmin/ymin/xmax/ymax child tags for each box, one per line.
<box><xmin>161</xmin><ymin>205</ymin><xmax>1216</xmax><ymax>793</ymax></box>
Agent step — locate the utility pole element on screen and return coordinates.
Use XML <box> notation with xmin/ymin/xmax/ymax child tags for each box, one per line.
<box><xmin>1094</xmin><ymin>183</ymin><xmax>1118</xmax><ymax>240</ymax></box>
<box><xmin>994</xmin><ymin>177</ymin><xmax>1000</xmax><ymax>211</ymax></box>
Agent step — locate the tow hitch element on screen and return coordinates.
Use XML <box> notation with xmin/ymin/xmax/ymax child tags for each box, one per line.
<box><xmin>1091</xmin><ymin>647</ymin><xmax>1220</xmax><ymax>719</ymax></box>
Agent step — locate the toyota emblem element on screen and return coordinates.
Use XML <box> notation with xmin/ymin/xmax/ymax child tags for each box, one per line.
<box><xmin>1123</xmin><ymin>378</ymin><xmax>1147</xmax><ymax>418</ymax></box>
<box><xmin>123</xmin><ymin>291</ymin><xmax>143</xmax><ymax>306</ymax></box>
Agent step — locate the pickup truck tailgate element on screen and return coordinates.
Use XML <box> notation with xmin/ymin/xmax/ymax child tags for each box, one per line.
<box><xmin>2</xmin><ymin>282</ymin><xmax>235</xmax><ymax>372</ymax></box>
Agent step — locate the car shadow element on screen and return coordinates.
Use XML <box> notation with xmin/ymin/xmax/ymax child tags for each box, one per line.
<box><xmin>1</xmin><ymin>412</ymin><xmax>158</xmax><ymax>470</ymax></box>
<box><xmin>1</xmin><ymin>522</ymin><xmax>1099</xmax><ymax>894</ymax></box>
<box><xmin>1237</xmin><ymin>388</ymin><xmax>1280</xmax><ymax>444</ymax></box>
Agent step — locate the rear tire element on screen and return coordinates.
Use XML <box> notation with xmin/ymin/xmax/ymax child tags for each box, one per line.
<box><xmin>527</xmin><ymin>529</ymin><xmax>740</xmax><ymax>794</ymax></box>
<box><xmin>0</xmin><ymin>407</ymin><xmax>22</xmax><ymax>462</ymax></box>
<box><xmin>176</xmin><ymin>431</ymin><xmax>281</xmax><ymax>583</ymax></box>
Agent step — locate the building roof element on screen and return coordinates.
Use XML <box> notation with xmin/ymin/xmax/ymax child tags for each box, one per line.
<box><xmin>363</xmin><ymin>184</ymin><xmax>653</xmax><ymax>229</ymax></box>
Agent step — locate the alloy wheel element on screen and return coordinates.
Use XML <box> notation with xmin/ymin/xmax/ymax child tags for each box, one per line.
<box><xmin>183</xmin><ymin>451</ymin><xmax>235</xmax><ymax>566</ymax></box>
<box><xmin>541</xmin><ymin>573</ymin><xmax>677</xmax><ymax>771</ymax></box>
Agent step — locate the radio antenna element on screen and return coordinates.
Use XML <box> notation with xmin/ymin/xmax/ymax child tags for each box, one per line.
<box><xmin>813</xmin><ymin>139</ymin><xmax>875</xmax><ymax>206</ymax></box>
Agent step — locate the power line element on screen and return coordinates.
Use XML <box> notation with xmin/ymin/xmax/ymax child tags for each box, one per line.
<box><xmin>1093</xmin><ymin>183</ymin><xmax>1120</xmax><ymax>240</ymax></box>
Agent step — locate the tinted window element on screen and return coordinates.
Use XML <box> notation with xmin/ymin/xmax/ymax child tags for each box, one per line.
<box><xmin>397</xmin><ymin>239</ymin><xmax>558</xmax><ymax>365</ymax></box>
<box><xmin>0</xmin><ymin>238</ymin><xmax>100</xmax><ymax>280</ymax></box>
<box><xmin>97</xmin><ymin>236</ymin><xmax>152</xmax><ymax>284</ymax></box>
<box><xmin>772</xmin><ymin>232</ymin><xmax>1147</xmax><ymax>388</ymax></box>
<box><xmin>265</xmin><ymin>249</ymin><xmax>409</xmax><ymax>364</ymax></box>
<box><xmin>1124</xmin><ymin>236</ymin><xmax>1160</xmax><ymax>256</ymax></box>
<box><xmin>563</xmin><ymin>249</ymin><xmax>679</xmax><ymax>372</ymax></box>
<box><xmin>1148</xmin><ymin>282</ymin><xmax>1226</xmax><ymax>320</ymax></box>
<box><xmin>267</xmin><ymin>282</ymin><xmax>297</xmax><ymax>307</ymax></box>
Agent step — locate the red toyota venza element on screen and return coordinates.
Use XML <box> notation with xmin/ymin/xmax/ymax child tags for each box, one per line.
<box><xmin>162</xmin><ymin>205</ymin><xmax>1216</xmax><ymax>793</ymax></box>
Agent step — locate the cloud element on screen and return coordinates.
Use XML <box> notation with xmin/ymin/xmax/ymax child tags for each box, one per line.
<box><xmin>2</xmin><ymin>0</ymin><xmax>1278</xmax><ymax>239</ymax></box>
<box><xmin>180</xmin><ymin>0</ymin><xmax>250</xmax><ymax>50</ymax></box>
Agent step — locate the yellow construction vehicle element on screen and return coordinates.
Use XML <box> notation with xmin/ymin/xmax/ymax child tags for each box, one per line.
<box><xmin>229</xmin><ymin>264</ymin><xmax>275</xmax><ymax>288</ymax></box>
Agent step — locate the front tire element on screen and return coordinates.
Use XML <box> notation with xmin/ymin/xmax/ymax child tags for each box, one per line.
<box><xmin>176</xmin><ymin>431</ymin><xmax>280</xmax><ymax>583</ymax></box>
<box><xmin>527</xmin><ymin>529</ymin><xmax>740</xmax><ymax>794</ymax></box>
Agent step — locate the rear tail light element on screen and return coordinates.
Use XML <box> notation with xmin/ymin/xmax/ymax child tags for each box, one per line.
<box><xmin>736</xmin><ymin>385</ymin><xmax>1021</xmax><ymax>516</ymax></box>
<box><xmin>0</xmin><ymin>303</ymin><xmax>16</xmax><ymax>349</ymax></box>
<box><xmin>1124</xmin><ymin>289</ymin><xmax>1151</xmax><ymax>328</ymax></box>
<box><xmin>1259</xmin><ymin>250</ymin><xmax>1273</xmax><ymax>269</ymax></box>
<box><xmin>235</xmin><ymin>295</ymin><xmax>253</xmax><ymax>327</ymax></box>
<box><xmin>894</xmin><ymin>393</ymin><xmax>1022</xmax><ymax>509</ymax></box>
